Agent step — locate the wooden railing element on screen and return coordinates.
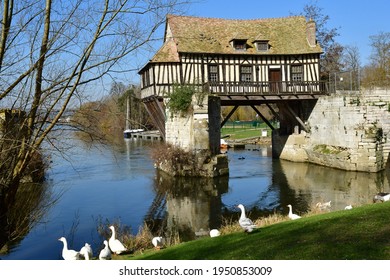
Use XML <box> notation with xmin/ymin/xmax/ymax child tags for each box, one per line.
<box><xmin>204</xmin><ymin>81</ymin><xmax>330</xmax><ymax>95</ymax></box>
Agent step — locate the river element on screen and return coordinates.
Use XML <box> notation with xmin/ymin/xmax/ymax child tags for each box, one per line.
<box><xmin>1</xmin><ymin>135</ymin><xmax>389</xmax><ymax>260</ymax></box>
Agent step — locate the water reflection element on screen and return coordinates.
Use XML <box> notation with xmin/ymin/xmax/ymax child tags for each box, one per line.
<box><xmin>0</xmin><ymin>182</ymin><xmax>55</xmax><ymax>255</ymax></box>
<box><xmin>148</xmin><ymin>143</ymin><xmax>390</xmax><ymax>242</ymax></box>
<box><xmin>276</xmin><ymin>159</ymin><xmax>390</xmax><ymax>214</ymax></box>
<box><xmin>151</xmin><ymin>171</ymin><xmax>229</xmax><ymax>241</ymax></box>
<box><xmin>1</xmin><ymin>137</ymin><xmax>390</xmax><ymax>259</ymax></box>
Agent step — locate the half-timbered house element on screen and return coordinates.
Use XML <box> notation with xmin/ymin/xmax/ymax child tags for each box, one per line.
<box><xmin>139</xmin><ymin>14</ymin><xmax>325</xmax><ymax>141</ymax></box>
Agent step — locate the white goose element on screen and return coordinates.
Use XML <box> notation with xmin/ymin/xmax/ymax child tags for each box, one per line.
<box><xmin>79</xmin><ymin>242</ymin><xmax>93</xmax><ymax>260</ymax></box>
<box><xmin>237</xmin><ymin>204</ymin><xmax>257</xmax><ymax>232</ymax></box>
<box><xmin>108</xmin><ymin>225</ymin><xmax>128</xmax><ymax>254</ymax></box>
<box><xmin>58</xmin><ymin>237</ymin><xmax>81</xmax><ymax>260</ymax></box>
<box><xmin>373</xmin><ymin>192</ymin><xmax>390</xmax><ymax>203</ymax></box>
<box><xmin>344</xmin><ymin>204</ymin><xmax>353</xmax><ymax>210</ymax></box>
<box><xmin>287</xmin><ymin>204</ymin><xmax>301</xmax><ymax>220</ymax></box>
<box><xmin>99</xmin><ymin>240</ymin><xmax>112</xmax><ymax>260</ymax></box>
<box><xmin>315</xmin><ymin>200</ymin><xmax>331</xmax><ymax>210</ymax></box>
<box><xmin>151</xmin><ymin>236</ymin><xmax>165</xmax><ymax>250</ymax></box>
<box><xmin>209</xmin><ymin>229</ymin><xmax>221</xmax><ymax>238</ymax></box>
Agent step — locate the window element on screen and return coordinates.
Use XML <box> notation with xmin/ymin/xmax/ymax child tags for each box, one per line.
<box><xmin>208</xmin><ymin>65</ymin><xmax>219</xmax><ymax>82</ymax></box>
<box><xmin>255</xmin><ymin>41</ymin><xmax>269</xmax><ymax>52</ymax></box>
<box><xmin>232</xmin><ymin>39</ymin><xmax>247</xmax><ymax>51</ymax></box>
<box><xmin>142</xmin><ymin>71</ymin><xmax>150</xmax><ymax>87</ymax></box>
<box><xmin>291</xmin><ymin>65</ymin><xmax>303</xmax><ymax>81</ymax></box>
<box><xmin>240</xmin><ymin>65</ymin><xmax>252</xmax><ymax>82</ymax></box>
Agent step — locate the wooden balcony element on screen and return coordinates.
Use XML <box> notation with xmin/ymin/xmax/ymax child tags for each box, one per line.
<box><xmin>204</xmin><ymin>81</ymin><xmax>330</xmax><ymax>105</ymax></box>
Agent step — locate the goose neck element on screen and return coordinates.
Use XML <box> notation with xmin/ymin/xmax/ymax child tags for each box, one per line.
<box><xmin>62</xmin><ymin>239</ymin><xmax>68</xmax><ymax>250</ymax></box>
<box><xmin>111</xmin><ymin>228</ymin><xmax>116</xmax><ymax>239</ymax></box>
<box><xmin>240</xmin><ymin>209</ymin><xmax>246</xmax><ymax>220</ymax></box>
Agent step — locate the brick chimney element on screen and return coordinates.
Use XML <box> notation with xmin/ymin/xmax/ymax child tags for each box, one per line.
<box><xmin>306</xmin><ymin>18</ymin><xmax>316</xmax><ymax>47</ymax></box>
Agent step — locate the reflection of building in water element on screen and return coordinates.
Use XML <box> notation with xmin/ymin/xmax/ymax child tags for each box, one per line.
<box><xmin>151</xmin><ymin>172</ymin><xmax>228</xmax><ymax>241</ymax></box>
<box><xmin>279</xmin><ymin>159</ymin><xmax>390</xmax><ymax>211</ymax></box>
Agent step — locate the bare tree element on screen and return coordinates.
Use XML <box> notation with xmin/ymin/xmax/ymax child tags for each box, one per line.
<box><xmin>360</xmin><ymin>32</ymin><xmax>390</xmax><ymax>87</ymax></box>
<box><xmin>294</xmin><ymin>2</ymin><xmax>342</xmax><ymax>80</ymax></box>
<box><xmin>0</xmin><ymin>0</ymin><xmax>190</xmax><ymax>250</ymax></box>
<box><xmin>343</xmin><ymin>45</ymin><xmax>361</xmax><ymax>72</ymax></box>
<box><xmin>321</xmin><ymin>42</ymin><xmax>344</xmax><ymax>81</ymax></box>
<box><xmin>369</xmin><ymin>32</ymin><xmax>390</xmax><ymax>70</ymax></box>
<box><xmin>341</xmin><ymin>45</ymin><xmax>361</xmax><ymax>90</ymax></box>
<box><xmin>366</xmin><ymin>31</ymin><xmax>390</xmax><ymax>85</ymax></box>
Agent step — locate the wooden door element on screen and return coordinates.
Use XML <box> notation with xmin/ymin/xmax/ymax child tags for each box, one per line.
<box><xmin>269</xmin><ymin>68</ymin><xmax>281</xmax><ymax>93</ymax></box>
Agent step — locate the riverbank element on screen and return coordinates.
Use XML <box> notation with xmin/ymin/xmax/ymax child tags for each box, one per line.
<box><xmin>226</xmin><ymin>136</ymin><xmax>271</xmax><ymax>147</ymax></box>
<box><xmin>120</xmin><ymin>201</ymin><xmax>390</xmax><ymax>260</ymax></box>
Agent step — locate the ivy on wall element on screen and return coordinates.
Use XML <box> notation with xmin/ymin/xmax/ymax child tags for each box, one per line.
<box><xmin>167</xmin><ymin>84</ymin><xmax>195</xmax><ymax>114</ymax></box>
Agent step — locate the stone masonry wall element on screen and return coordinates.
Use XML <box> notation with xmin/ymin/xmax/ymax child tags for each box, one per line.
<box><xmin>278</xmin><ymin>88</ymin><xmax>390</xmax><ymax>172</ymax></box>
<box><xmin>162</xmin><ymin>95</ymin><xmax>229</xmax><ymax>177</ymax></box>
<box><xmin>165</xmin><ymin>95</ymin><xmax>219</xmax><ymax>153</ymax></box>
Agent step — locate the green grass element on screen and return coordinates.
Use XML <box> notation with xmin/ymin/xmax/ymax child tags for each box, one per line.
<box><xmin>221</xmin><ymin>121</ymin><xmax>275</xmax><ymax>140</ymax></box>
<box><xmin>221</xmin><ymin>128</ymin><xmax>263</xmax><ymax>139</ymax></box>
<box><xmin>221</xmin><ymin>128</ymin><xmax>272</xmax><ymax>140</ymax></box>
<box><xmin>123</xmin><ymin>202</ymin><xmax>390</xmax><ymax>260</ymax></box>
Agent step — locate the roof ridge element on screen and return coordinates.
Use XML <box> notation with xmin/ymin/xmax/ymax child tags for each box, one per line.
<box><xmin>166</xmin><ymin>14</ymin><xmax>306</xmax><ymax>22</ymax></box>
<box><xmin>157</xmin><ymin>14</ymin><xmax>322</xmax><ymax>58</ymax></box>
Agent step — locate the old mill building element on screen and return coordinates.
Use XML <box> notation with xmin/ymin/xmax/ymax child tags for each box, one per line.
<box><xmin>138</xmin><ymin>14</ymin><xmax>327</xmax><ymax>176</ymax></box>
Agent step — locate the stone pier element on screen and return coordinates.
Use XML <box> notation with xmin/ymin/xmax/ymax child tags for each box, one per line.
<box><xmin>273</xmin><ymin>88</ymin><xmax>390</xmax><ymax>172</ymax></box>
<box><xmin>159</xmin><ymin>95</ymin><xmax>229</xmax><ymax>177</ymax></box>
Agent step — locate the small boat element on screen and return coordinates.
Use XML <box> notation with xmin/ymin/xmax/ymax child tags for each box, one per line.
<box><xmin>123</xmin><ymin>96</ymin><xmax>146</xmax><ymax>139</ymax></box>
<box><xmin>123</xmin><ymin>129</ymin><xmax>132</xmax><ymax>138</ymax></box>
<box><xmin>123</xmin><ymin>128</ymin><xmax>145</xmax><ymax>138</ymax></box>
<box><xmin>124</xmin><ymin>95</ymin><xmax>131</xmax><ymax>138</ymax></box>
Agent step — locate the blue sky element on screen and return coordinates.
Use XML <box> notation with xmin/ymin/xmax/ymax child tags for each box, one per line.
<box><xmin>184</xmin><ymin>0</ymin><xmax>389</xmax><ymax>66</ymax></box>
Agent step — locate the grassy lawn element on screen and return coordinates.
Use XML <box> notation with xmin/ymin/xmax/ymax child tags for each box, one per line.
<box><xmin>120</xmin><ymin>202</ymin><xmax>390</xmax><ymax>260</ymax></box>
<box><xmin>220</xmin><ymin>121</ymin><xmax>277</xmax><ymax>140</ymax></box>
<box><xmin>221</xmin><ymin>127</ymin><xmax>272</xmax><ymax>140</ymax></box>
<box><xmin>221</xmin><ymin>128</ymin><xmax>263</xmax><ymax>139</ymax></box>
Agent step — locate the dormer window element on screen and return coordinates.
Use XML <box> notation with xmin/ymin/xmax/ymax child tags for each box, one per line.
<box><xmin>254</xmin><ymin>40</ymin><xmax>269</xmax><ymax>52</ymax></box>
<box><xmin>231</xmin><ymin>39</ymin><xmax>247</xmax><ymax>51</ymax></box>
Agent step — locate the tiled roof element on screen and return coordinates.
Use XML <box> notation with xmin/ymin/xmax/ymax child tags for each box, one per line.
<box><xmin>150</xmin><ymin>38</ymin><xmax>180</xmax><ymax>63</ymax></box>
<box><xmin>151</xmin><ymin>14</ymin><xmax>322</xmax><ymax>63</ymax></box>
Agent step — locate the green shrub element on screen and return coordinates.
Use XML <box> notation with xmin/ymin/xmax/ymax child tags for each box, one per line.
<box><xmin>167</xmin><ymin>84</ymin><xmax>195</xmax><ymax>114</ymax></box>
<box><xmin>150</xmin><ymin>143</ymin><xmax>200</xmax><ymax>176</ymax></box>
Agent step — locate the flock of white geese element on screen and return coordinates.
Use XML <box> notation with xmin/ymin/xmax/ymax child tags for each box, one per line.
<box><xmin>59</xmin><ymin>192</ymin><xmax>390</xmax><ymax>259</ymax></box>
<box><xmin>58</xmin><ymin>225</ymin><xmax>130</xmax><ymax>260</ymax></box>
<box><xmin>236</xmin><ymin>203</ymin><xmax>309</xmax><ymax>233</ymax></box>
<box><xmin>236</xmin><ymin>203</ymin><xmax>303</xmax><ymax>233</ymax></box>
<box><xmin>237</xmin><ymin>192</ymin><xmax>390</xmax><ymax>233</ymax></box>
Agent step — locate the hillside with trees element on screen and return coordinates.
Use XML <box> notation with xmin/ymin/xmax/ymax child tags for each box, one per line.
<box><xmin>72</xmin><ymin>83</ymin><xmax>152</xmax><ymax>144</ymax></box>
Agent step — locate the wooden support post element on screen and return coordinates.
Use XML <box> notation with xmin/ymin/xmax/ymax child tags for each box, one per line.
<box><xmin>250</xmin><ymin>105</ymin><xmax>275</xmax><ymax>130</ymax></box>
<box><xmin>143</xmin><ymin>97</ymin><xmax>166</xmax><ymax>140</ymax></box>
<box><xmin>221</xmin><ymin>105</ymin><xmax>239</xmax><ymax>127</ymax></box>
<box><xmin>284</xmin><ymin>103</ymin><xmax>309</xmax><ymax>132</ymax></box>
<box><xmin>265</xmin><ymin>104</ymin><xmax>281</xmax><ymax>121</ymax></box>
